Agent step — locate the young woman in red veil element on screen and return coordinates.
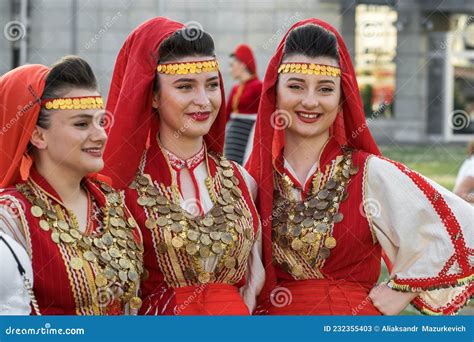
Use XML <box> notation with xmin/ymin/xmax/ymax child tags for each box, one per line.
<box><xmin>103</xmin><ymin>17</ymin><xmax>264</xmax><ymax>315</ymax></box>
<box><xmin>0</xmin><ymin>57</ymin><xmax>143</xmax><ymax>315</ymax></box>
<box><xmin>247</xmin><ymin>19</ymin><xmax>473</xmax><ymax>315</ymax></box>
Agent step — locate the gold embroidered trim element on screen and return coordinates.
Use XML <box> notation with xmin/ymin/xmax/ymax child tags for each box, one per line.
<box><xmin>362</xmin><ymin>155</ymin><xmax>378</xmax><ymax>244</ymax></box>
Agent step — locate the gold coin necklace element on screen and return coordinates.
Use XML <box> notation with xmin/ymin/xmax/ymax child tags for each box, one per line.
<box><xmin>133</xmin><ymin>142</ymin><xmax>253</xmax><ymax>284</ymax></box>
<box><xmin>17</xmin><ymin>180</ymin><xmax>143</xmax><ymax>312</ymax></box>
<box><xmin>271</xmin><ymin>148</ymin><xmax>358</xmax><ymax>277</ymax></box>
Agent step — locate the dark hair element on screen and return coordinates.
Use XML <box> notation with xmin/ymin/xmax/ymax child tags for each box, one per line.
<box><xmin>38</xmin><ymin>55</ymin><xmax>98</xmax><ymax>128</ymax></box>
<box><xmin>283</xmin><ymin>24</ymin><xmax>339</xmax><ymax>63</ymax></box>
<box><xmin>153</xmin><ymin>28</ymin><xmax>215</xmax><ymax>92</ymax></box>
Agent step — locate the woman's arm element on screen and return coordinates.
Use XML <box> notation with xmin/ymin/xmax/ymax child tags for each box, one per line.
<box><xmin>454</xmin><ymin>176</ymin><xmax>474</xmax><ymax>203</ymax></box>
<box><xmin>364</xmin><ymin>155</ymin><xmax>474</xmax><ymax>315</ymax></box>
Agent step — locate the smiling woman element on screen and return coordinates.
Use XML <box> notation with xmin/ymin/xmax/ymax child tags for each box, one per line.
<box><xmin>247</xmin><ymin>19</ymin><xmax>473</xmax><ymax>316</ymax></box>
<box><xmin>103</xmin><ymin>17</ymin><xmax>264</xmax><ymax>316</ymax></box>
<box><xmin>0</xmin><ymin>56</ymin><xmax>144</xmax><ymax>315</ymax></box>
<box><xmin>153</xmin><ymin>56</ymin><xmax>222</xmax><ymax>147</ymax></box>
<box><xmin>152</xmin><ymin>28</ymin><xmax>221</xmax><ymax>142</ymax></box>
<box><xmin>32</xmin><ymin>56</ymin><xmax>107</xmax><ymax>180</ymax></box>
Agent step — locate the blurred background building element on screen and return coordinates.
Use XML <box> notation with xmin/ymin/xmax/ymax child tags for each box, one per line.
<box><xmin>1</xmin><ymin>0</ymin><xmax>473</xmax><ymax>144</ymax></box>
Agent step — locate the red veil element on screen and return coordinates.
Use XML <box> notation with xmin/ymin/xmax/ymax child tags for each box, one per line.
<box><xmin>232</xmin><ymin>44</ymin><xmax>258</xmax><ymax>76</ymax></box>
<box><xmin>0</xmin><ymin>65</ymin><xmax>49</xmax><ymax>188</ymax></box>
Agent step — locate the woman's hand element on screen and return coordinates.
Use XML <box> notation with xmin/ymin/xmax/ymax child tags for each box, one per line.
<box><xmin>369</xmin><ymin>283</ymin><xmax>419</xmax><ymax>315</ymax></box>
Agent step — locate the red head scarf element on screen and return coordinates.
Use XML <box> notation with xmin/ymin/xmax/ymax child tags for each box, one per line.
<box><xmin>0</xmin><ymin>64</ymin><xmax>49</xmax><ymax>188</ymax></box>
<box><xmin>246</xmin><ymin>18</ymin><xmax>381</xmax><ymax>301</ymax></box>
<box><xmin>232</xmin><ymin>44</ymin><xmax>257</xmax><ymax>76</ymax></box>
<box><xmin>103</xmin><ymin>17</ymin><xmax>227</xmax><ymax>189</ymax></box>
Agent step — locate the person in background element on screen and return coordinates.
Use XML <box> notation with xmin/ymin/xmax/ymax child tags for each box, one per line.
<box><xmin>454</xmin><ymin>139</ymin><xmax>474</xmax><ymax>204</ymax></box>
<box><xmin>224</xmin><ymin>44</ymin><xmax>262</xmax><ymax>165</ymax></box>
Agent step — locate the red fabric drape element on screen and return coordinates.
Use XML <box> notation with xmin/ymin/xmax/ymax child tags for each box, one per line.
<box><xmin>0</xmin><ymin>64</ymin><xmax>49</xmax><ymax>187</ymax></box>
<box><xmin>232</xmin><ymin>44</ymin><xmax>257</xmax><ymax>76</ymax></box>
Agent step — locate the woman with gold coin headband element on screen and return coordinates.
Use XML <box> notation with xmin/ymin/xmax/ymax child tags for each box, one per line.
<box><xmin>0</xmin><ymin>56</ymin><xmax>144</xmax><ymax>315</ymax></box>
<box><xmin>103</xmin><ymin>17</ymin><xmax>264</xmax><ymax>315</ymax></box>
<box><xmin>246</xmin><ymin>19</ymin><xmax>473</xmax><ymax>315</ymax></box>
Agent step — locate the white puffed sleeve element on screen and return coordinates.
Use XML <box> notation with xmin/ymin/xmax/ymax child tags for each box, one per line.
<box><xmin>0</xmin><ymin>194</ymin><xmax>30</xmax><ymax>253</ymax></box>
<box><xmin>364</xmin><ymin>156</ymin><xmax>473</xmax><ymax>315</ymax></box>
<box><xmin>235</xmin><ymin>164</ymin><xmax>265</xmax><ymax>313</ymax></box>
<box><xmin>0</xmin><ymin>232</ymin><xmax>33</xmax><ymax>315</ymax></box>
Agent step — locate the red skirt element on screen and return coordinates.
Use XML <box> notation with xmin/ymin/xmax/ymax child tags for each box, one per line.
<box><xmin>174</xmin><ymin>284</ymin><xmax>250</xmax><ymax>315</ymax></box>
<box><xmin>265</xmin><ymin>279</ymin><xmax>381</xmax><ymax>315</ymax></box>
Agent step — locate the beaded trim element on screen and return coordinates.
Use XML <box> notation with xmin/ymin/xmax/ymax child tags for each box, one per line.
<box><xmin>41</xmin><ymin>96</ymin><xmax>104</xmax><ymax>110</ymax></box>
<box><xmin>156</xmin><ymin>59</ymin><xmax>219</xmax><ymax>75</ymax></box>
<box><xmin>278</xmin><ymin>63</ymin><xmax>341</xmax><ymax>77</ymax></box>
<box><xmin>412</xmin><ymin>283</ymin><xmax>473</xmax><ymax>315</ymax></box>
<box><xmin>381</xmin><ymin>157</ymin><xmax>471</xmax><ymax>277</ymax></box>
<box><xmin>362</xmin><ymin>155</ymin><xmax>378</xmax><ymax>244</ymax></box>
<box><xmin>161</xmin><ymin>145</ymin><xmax>205</xmax><ymax>170</ymax></box>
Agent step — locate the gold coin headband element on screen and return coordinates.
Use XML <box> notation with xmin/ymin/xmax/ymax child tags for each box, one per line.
<box><xmin>278</xmin><ymin>63</ymin><xmax>341</xmax><ymax>77</ymax></box>
<box><xmin>41</xmin><ymin>96</ymin><xmax>104</xmax><ymax>110</ymax></box>
<box><xmin>156</xmin><ymin>59</ymin><xmax>219</xmax><ymax>75</ymax></box>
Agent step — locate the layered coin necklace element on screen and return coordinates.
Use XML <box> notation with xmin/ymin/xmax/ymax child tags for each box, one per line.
<box><xmin>133</xmin><ymin>143</ymin><xmax>254</xmax><ymax>284</ymax></box>
<box><xmin>17</xmin><ymin>179</ymin><xmax>143</xmax><ymax>313</ymax></box>
<box><xmin>271</xmin><ymin>147</ymin><xmax>358</xmax><ymax>278</ymax></box>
